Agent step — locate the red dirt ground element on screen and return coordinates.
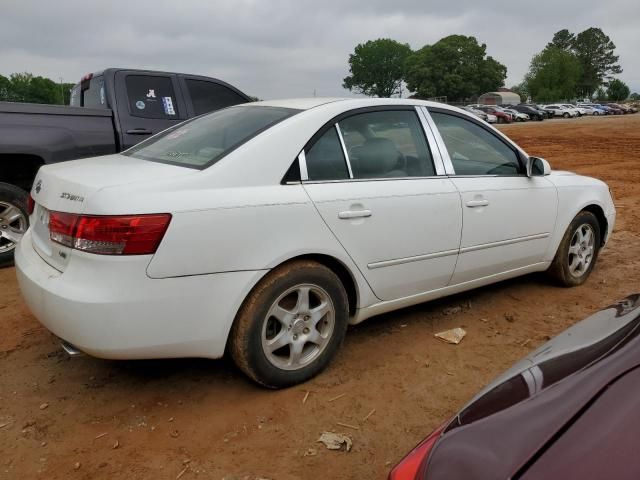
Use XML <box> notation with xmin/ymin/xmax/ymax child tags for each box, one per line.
<box><xmin>1</xmin><ymin>114</ymin><xmax>639</xmax><ymax>479</ymax></box>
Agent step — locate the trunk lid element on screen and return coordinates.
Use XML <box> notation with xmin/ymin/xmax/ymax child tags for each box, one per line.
<box><xmin>29</xmin><ymin>154</ymin><xmax>192</xmax><ymax>272</ymax></box>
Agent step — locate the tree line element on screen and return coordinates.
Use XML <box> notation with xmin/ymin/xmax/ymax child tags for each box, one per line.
<box><xmin>0</xmin><ymin>73</ymin><xmax>75</xmax><ymax>105</ymax></box>
<box><xmin>343</xmin><ymin>28</ymin><xmax>636</xmax><ymax>103</ymax></box>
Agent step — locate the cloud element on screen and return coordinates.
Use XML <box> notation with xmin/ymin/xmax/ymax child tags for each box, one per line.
<box><xmin>0</xmin><ymin>0</ymin><xmax>638</xmax><ymax>98</ymax></box>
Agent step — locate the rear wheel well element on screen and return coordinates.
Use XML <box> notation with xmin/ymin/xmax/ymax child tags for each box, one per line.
<box><xmin>0</xmin><ymin>154</ymin><xmax>45</xmax><ymax>192</ymax></box>
<box><xmin>277</xmin><ymin>254</ymin><xmax>358</xmax><ymax>316</ymax></box>
<box><xmin>582</xmin><ymin>204</ymin><xmax>608</xmax><ymax>246</ymax></box>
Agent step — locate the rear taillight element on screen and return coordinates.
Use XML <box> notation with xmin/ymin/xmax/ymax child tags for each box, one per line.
<box><xmin>49</xmin><ymin>212</ymin><xmax>171</xmax><ymax>255</ymax></box>
<box><xmin>388</xmin><ymin>423</ymin><xmax>447</xmax><ymax>480</ymax></box>
<box><xmin>27</xmin><ymin>193</ymin><xmax>35</xmax><ymax>215</ymax></box>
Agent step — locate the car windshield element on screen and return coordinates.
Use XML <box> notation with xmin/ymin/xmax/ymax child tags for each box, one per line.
<box><xmin>124</xmin><ymin>105</ymin><xmax>300</xmax><ymax>169</ymax></box>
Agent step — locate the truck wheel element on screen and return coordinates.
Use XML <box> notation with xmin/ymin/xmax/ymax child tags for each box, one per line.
<box><xmin>229</xmin><ymin>259</ymin><xmax>349</xmax><ymax>389</ymax></box>
<box><xmin>0</xmin><ymin>183</ymin><xmax>29</xmax><ymax>267</ymax></box>
<box><xmin>548</xmin><ymin>211</ymin><xmax>601</xmax><ymax>287</ymax></box>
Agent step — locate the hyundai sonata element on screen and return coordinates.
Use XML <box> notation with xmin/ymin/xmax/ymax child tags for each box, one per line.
<box><xmin>16</xmin><ymin>98</ymin><xmax>615</xmax><ymax>388</ymax></box>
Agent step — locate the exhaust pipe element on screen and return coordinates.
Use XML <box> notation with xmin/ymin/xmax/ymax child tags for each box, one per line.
<box><xmin>60</xmin><ymin>340</ymin><xmax>84</xmax><ymax>357</ymax></box>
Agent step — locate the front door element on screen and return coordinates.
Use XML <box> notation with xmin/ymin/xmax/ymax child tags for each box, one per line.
<box><xmin>427</xmin><ymin>108</ymin><xmax>558</xmax><ymax>285</ymax></box>
<box><xmin>302</xmin><ymin>108</ymin><xmax>462</xmax><ymax>301</ymax></box>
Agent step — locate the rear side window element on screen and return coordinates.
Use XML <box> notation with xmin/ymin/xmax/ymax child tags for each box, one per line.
<box><xmin>185</xmin><ymin>80</ymin><xmax>247</xmax><ymax>116</ymax></box>
<box><xmin>72</xmin><ymin>76</ymin><xmax>106</xmax><ymax>108</ymax></box>
<box><xmin>124</xmin><ymin>105</ymin><xmax>299</xmax><ymax>169</ymax></box>
<box><xmin>305</xmin><ymin>127</ymin><xmax>350</xmax><ymax>181</ymax></box>
<box><xmin>339</xmin><ymin>110</ymin><xmax>435</xmax><ymax>179</ymax></box>
<box><xmin>430</xmin><ymin>111</ymin><xmax>521</xmax><ymax>176</ymax></box>
<box><xmin>125</xmin><ymin>75</ymin><xmax>179</xmax><ymax>119</ymax></box>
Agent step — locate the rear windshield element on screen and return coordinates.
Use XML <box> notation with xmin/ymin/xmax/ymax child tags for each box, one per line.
<box><xmin>124</xmin><ymin>105</ymin><xmax>299</xmax><ymax>169</ymax></box>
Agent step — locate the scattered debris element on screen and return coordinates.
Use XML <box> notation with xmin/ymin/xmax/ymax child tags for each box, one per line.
<box><xmin>170</xmin><ymin>430</ymin><xmax>180</xmax><ymax>438</ymax></box>
<box><xmin>480</xmin><ymin>318</ymin><xmax>488</xmax><ymax>323</ymax></box>
<box><xmin>176</xmin><ymin>464</ymin><xmax>189</xmax><ymax>479</ymax></box>
<box><xmin>446</xmin><ymin>371</ymin><xmax>454</xmax><ymax>376</ymax></box>
<box><xmin>504</xmin><ymin>313</ymin><xmax>516</xmax><ymax>323</ymax></box>
<box><xmin>400</xmin><ymin>324</ymin><xmax>408</xmax><ymax>328</ymax></box>
<box><xmin>520</xmin><ymin>338</ymin><xmax>532</xmax><ymax>347</ymax></box>
<box><xmin>169</xmin><ymin>417</ymin><xmax>175</xmax><ymax>422</ymax></box>
<box><xmin>302</xmin><ymin>391</ymin><xmax>310</xmax><ymax>405</ymax></box>
<box><xmin>507</xmin><ymin>293</ymin><xmax>522</xmax><ymax>302</ymax></box>
<box><xmin>73</xmin><ymin>462</ymin><xmax>81</xmax><ymax>470</ymax></box>
<box><xmin>336</xmin><ymin>422</ymin><xmax>359</xmax><ymax>430</ymax></box>
<box><xmin>0</xmin><ymin>422</ymin><xmax>12</xmax><ymax>429</ymax></box>
<box><xmin>94</xmin><ymin>432</ymin><xmax>108</xmax><ymax>440</ymax></box>
<box><xmin>328</xmin><ymin>393</ymin><xmax>346</xmax><ymax>403</ymax></box>
<box><xmin>39</xmin><ymin>403</ymin><xmax>49</xmax><ymax>410</ymax></box>
<box><xmin>434</xmin><ymin>327</ymin><xmax>466</xmax><ymax>344</ymax></box>
<box><xmin>362</xmin><ymin>409</ymin><xmax>376</xmax><ymax>422</ymax></box>
<box><xmin>318</xmin><ymin>432</ymin><xmax>352</xmax><ymax>452</ymax></box>
<box><xmin>41</xmin><ymin>442</ymin><xmax>47</xmax><ymax>447</ymax></box>
<box><xmin>112</xmin><ymin>440</ymin><xmax>120</xmax><ymax>449</ymax></box>
<box><xmin>303</xmin><ymin>447</ymin><xmax>318</xmax><ymax>457</ymax></box>
<box><xmin>442</xmin><ymin>306</ymin><xmax>462</xmax><ymax>316</ymax></box>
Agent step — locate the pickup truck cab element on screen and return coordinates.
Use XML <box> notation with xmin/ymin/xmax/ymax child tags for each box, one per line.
<box><xmin>0</xmin><ymin>68</ymin><xmax>250</xmax><ymax>265</ymax></box>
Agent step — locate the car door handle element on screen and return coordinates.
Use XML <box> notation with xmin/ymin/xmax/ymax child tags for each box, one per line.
<box><xmin>466</xmin><ymin>199</ymin><xmax>489</xmax><ymax>208</ymax></box>
<box><xmin>338</xmin><ymin>209</ymin><xmax>372</xmax><ymax>219</ymax></box>
<box><xmin>126</xmin><ymin>128</ymin><xmax>153</xmax><ymax>135</ymax></box>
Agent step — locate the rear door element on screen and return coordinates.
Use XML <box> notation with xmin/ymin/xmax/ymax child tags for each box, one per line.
<box><xmin>302</xmin><ymin>107</ymin><xmax>462</xmax><ymax>301</ymax></box>
<box><xmin>426</xmin><ymin>107</ymin><xmax>557</xmax><ymax>284</ymax></box>
<box><xmin>114</xmin><ymin>71</ymin><xmax>187</xmax><ymax>149</ymax></box>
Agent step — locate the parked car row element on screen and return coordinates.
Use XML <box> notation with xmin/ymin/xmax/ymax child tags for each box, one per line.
<box><xmin>463</xmin><ymin>101</ymin><xmax>638</xmax><ymax>124</ymax></box>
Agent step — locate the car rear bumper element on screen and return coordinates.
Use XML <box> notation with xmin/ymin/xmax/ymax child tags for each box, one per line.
<box><xmin>15</xmin><ymin>229</ymin><xmax>266</xmax><ymax>360</ymax></box>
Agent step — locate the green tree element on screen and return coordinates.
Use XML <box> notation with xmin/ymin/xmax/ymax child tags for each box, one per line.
<box><xmin>0</xmin><ymin>74</ymin><xmax>10</xmax><ymax>100</ymax></box>
<box><xmin>630</xmin><ymin>92</ymin><xmax>640</xmax><ymax>101</ymax></box>
<box><xmin>547</xmin><ymin>29</ymin><xmax>575</xmax><ymax>51</ymax></box>
<box><xmin>525</xmin><ymin>46</ymin><xmax>582</xmax><ymax>101</ymax></box>
<box><xmin>594</xmin><ymin>87</ymin><xmax>607</xmax><ymax>101</ymax></box>
<box><xmin>405</xmin><ymin>35</ymin><xmax>506</xmax><ymax>101</ymax></box>
<box><xmin>607</xmin><ymin>79</ymin><xmax>630</xmax><ymax>101</ymax></box>
<box><xmin>572</xmin><ymin>27</ymin><xmax>622</xmax><ymax>97</ymax></box>
<box><xmin>510</xmin><ymin>82</ymin><xmax>529</xmax><ymax>103</ymax></box>
<box><xmin>343</xmin><ymin>39</ymin><xmax>412</xmax><ymax>97</ymax></box>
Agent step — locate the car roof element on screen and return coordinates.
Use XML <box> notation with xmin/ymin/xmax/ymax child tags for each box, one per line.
<box><xmin>251</xmin><ymin>97</ymin><xmax>445</xmax><ymax>111</ymax></box>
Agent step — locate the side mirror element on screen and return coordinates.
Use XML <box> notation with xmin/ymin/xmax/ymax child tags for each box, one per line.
<box><xmin>526</xmin><ymin>156</ymin><xmax>551</xmax><ymax>177</ymax></box>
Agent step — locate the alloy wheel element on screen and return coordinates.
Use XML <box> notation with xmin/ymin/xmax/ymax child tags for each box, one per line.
<box><xmin>261</xmin><ymin>284</ymin><xmax>335</xmax><ymax>371</ymax></box>
<box><xmin>0</xmin><ymin>201</ymin><xmax>27</xmax><ymax>254</ymax></box>
<box><xmin>568</xmin><ymin>223</ymin><xmax>595</xmax><ymax>277</ymax></box>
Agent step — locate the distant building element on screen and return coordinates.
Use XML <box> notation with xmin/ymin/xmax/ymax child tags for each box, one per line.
<box><xmin>478</xmin><ymin>91</ymin><xmax>521</xmax><ymax>106</ymax></box>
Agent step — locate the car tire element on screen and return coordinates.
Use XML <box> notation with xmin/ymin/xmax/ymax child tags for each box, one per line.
<box><xmin>548</xmin><ymin>211</ymin><xmax>601</xmax><ymax>287</ymax></box>
<box><xmin>229</xmin><ymin>259</ymin><xmax>349</xmax><ymax>388</ymax></box>
<box><xmin>0</xmin><ymin>183</ymin><xmax>30</xmax><ymax>268</ymax></box>
<box><xmin>563</xmin><ymin>112</ymin><xmax>570</xmax><ymax>118</ymax></box>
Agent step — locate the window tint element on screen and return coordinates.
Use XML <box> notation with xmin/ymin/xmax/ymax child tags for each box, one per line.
<box><xmin>339</xmin><ymin>110</ymin><xmax>435</xmax><ymax>179</ymax></box>
<box><xmin>430</xmin><ymin>111</ymin><xmax>521</xmax><ymax>175</ymax></box>
<box><xmin>125</xmin><ymin>75</ymin><xmax>179</xmax><ymax>119</ymax></box>
<box><xmin>185</xmin><ymin>79</ymin><xmax>247</xmax><ymax>116</ymax></box>
<box><xmin>124</xmin><ymin>105</ymin><xmax>298</xmax><ymax>169</ymax></box>
<box><xmin>305</xmin><ymin>127</ymin><xmax>349</xmax><ymax>181</ymax></box>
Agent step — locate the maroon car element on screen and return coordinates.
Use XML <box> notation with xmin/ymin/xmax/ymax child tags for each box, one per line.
<box><xmin>475</xmin><ymin>105</ymin><xmax>513</xmax><ymax>124</ymax></box>
<box><xmin>390</xmin><ymin>295</ymin><xmax>640</xmax><ymax>480</ymax></box>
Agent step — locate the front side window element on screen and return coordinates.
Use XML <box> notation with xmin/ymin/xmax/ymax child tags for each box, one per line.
<box><xmin>305</xmin><ymin>127</ymin><xmax>350</xmax><ymax>181</ymax></box>
<box><xmin>185</xmin><ymin>79</ymin><xmax>247</xmax><ymax>116</ymax></box>
<box><xmin>125</xmin><ymin>75</ymin><xmax>179</xmax><ymax>119</ymax></box>
<box><xmin>124</xmin><ymin>105</ymin><xmax>299</xmax><ymax>169</ymax></box>
<box><xmin>338</xmin><ymin>110</ymin><xmax>435</xmax><ymax>179</ymax></box>
<box><xmin>430</xmin><ymin>111</ymin><xmax>521</xmax><ymax>176</ymax></box>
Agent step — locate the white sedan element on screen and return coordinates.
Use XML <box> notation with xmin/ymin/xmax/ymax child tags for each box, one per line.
<box><xmin>15</xmin><ymin>98</ymin><xmax>616</xmax><ymax>388</ymax></box>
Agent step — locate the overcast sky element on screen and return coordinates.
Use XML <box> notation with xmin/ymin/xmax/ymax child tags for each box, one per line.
<box><xmin>1</xmin><ymin>0</ymin><xmax>638</xmax><ymax>99</ymax></box>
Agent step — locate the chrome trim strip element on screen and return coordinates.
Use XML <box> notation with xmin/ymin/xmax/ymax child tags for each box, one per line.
<box><xmin>298</xmin><ymin>151</ymin><xmax>309</xmax><ymax>181</ymax></box>
<box><xmin>368</xmin><ymin>233</ymin><xmax>549</xmax><ymax>270</ymax></box>
<box><xmin>368</xmin><ymin>248</ymin><xmax>459</xmax><ymax>270</ymax></box>
<box><xmin>334</xmin><ymin>123</ymin><xmax>354</xmax><ymax>179</ymax></box>
<box><xmin>459</xmin><ymin>233</ymin><xmax>550</xmax><ymax>254</ymax></box>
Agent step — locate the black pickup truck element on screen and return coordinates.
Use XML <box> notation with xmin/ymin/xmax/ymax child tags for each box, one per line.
<box><xmin>0</xmin><ymin>68</ymin><xmax>250</xmax><ymax>265</ymax></box>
